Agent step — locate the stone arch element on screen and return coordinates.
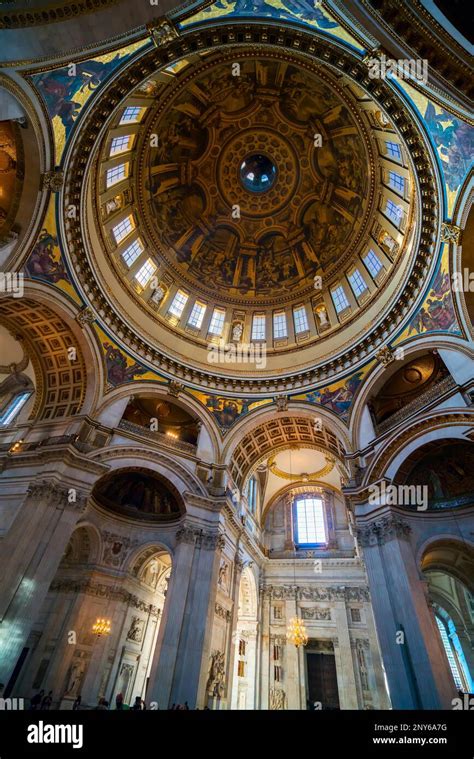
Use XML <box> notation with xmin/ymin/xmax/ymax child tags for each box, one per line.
<box><xmin>90</xmin><ymin>466</ymin><xmax>185</xmax><ymax>522</ymax></box>
<box><xmin>127</xmin><ymin>543</ymin><xmax>174</xmax><ymax>578</ymax></box>
<box><xmin>222</xmin><ymin>405</ymin><xmax>349</xmax><ymax>491</ymax></box>
<box><xmin>89</xmin><ymin>445</ymin><xmax>208</xmax><ymax>498</ymax></box>
<box><xmin>238</xmin><ymin>565</ymin><xmax>258</xmax><ymax>621</ymax></box>
<box><xmin>0</xmin><ymin>74</ymin><xmax>50</xmax><ymax>272</ymax></box>
<box><xmin>349</xmin><ymin>339</ymin><xmax>472</xmax><ymax>450</ymax></box>
<box><xmin>60</xmin><ymin>522</ymin><xmax>102</xmax><ymax>567</ymax></box>
<box><xmin>419</xmin><ymin>538</ymin><xmax>474</xmax><ymax>594</ymax></box>
<box><xmin>362</xmin><ymin>413</ymin><xmax>473</xmax><ymax>485</ymax></box>
<box><xmin>0</xmin><ymin>290</ymin><xmax>102</xmax><ymax>421</ymax></box>
<box><xmin>94</xmin><ymin>382</ymin><xmax>221</xmax><ymax>462</ymax></box>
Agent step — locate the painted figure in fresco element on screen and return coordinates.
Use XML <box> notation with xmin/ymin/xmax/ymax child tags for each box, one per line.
<box><xmin>97</xmin><ymin>472</ymin><xmax>178</xmax><ymax>515</ymax></box>
<box><xmin>307</xmin><ymin>372</ymin><xmax>363</xmax><ymax>417</ymax></box>
<box><xmin>25</xmin><ymin>229</ymin><xmax>67</xmax><ymax>283</ymax></box>
<box><xmin>205</xmin><ymin>396</ymin><xmax>251</xmax><ymax>429</ymax></box>
<box><xmin>103</xmin><ymin>342</ymin><xmax>148</xmax><ymax>386</ymax></box>
<box><xmin>205</xmin><ymin>0</ymin><xmax>338</xmax><ymax>29</ymax></box>
<box><xmin>424</xmin><ymin>103</ymin><xmax>473</xmax><ymax>192</ymax></box>
<box><xmin>34</xmin><ymin>55</ymin><xmax>122</xmax><ymax>135</ymax></box>
<box><xmin>408</xmin><ymin>268</ymin><xmax>456</xmax><ymax>334</ymax></box>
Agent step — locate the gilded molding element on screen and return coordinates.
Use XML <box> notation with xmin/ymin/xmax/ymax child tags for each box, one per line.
<box><xmin>0</xmin><ymin>1</ymin><xmax>121</xmax><ymax>29</ymax></box>
<box><xmin>440</xmin><ymin>222</ymin><xmax>462</xmax><ymax>244</ymax></box>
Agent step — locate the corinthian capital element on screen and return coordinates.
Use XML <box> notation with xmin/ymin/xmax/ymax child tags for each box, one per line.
<box><xmin>27</xmin><ymin>480</ymin><xmax>87</xmax><ymax>511</ymax></box>
<box><xmin>356</xmin><ymin>514</ymin><xmax>411</xmax><ymax>547</ymax></box>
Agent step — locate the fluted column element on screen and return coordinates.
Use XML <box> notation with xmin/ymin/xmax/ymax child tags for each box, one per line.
<box><xmin>0</xmin><ymin>481</ymin><xmax>87</xmax><ymax>688</ymax></box>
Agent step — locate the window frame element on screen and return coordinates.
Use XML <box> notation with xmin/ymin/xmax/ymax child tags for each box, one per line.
<box><xmin>293</xmin><ymin>305</ymin><xmax>309</xmax><ymax>334</ymax></box>
<box><xmin>208</xmin><ymin>307</ymin><xmax>226</xmax><ymax>336</ymax></box>
<box><xmin>168</xmin><ymin>289</ymin><xmax>189</xmax><ymax>319</ymax></box>
<box><xmin>292</xmin><ymin>494</ymin><xmax>327</xmax><ymax>548</ymax></box>
<box><xmin>273</xmin><ymin>311</ymin><xmax>288</xmax><ymax>339</ymax></box>
<box><xmin>251</xmin><ymin>313</ymin><xmax>266</xmax><ymax>341</ymax></box>
<box><xmin>0</xmin><ymin>391</ymin><xmax>33</xmax><ymax>427</ymax></box>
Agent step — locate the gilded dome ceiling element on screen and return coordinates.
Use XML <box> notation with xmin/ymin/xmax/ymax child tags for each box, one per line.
<box><xmin>64</xmin><ymin>25</ymin><xmax>438</xmax><ymax>388</ymax></box>
<box><xmin>138</xmin><ymin>57</ymin><xmax>372</xmax><ymax>304</ymax></box>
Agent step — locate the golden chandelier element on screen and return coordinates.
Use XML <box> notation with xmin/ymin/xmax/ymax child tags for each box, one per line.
<box><xmin>286</xmin><ymin>616</ymin><xmax>308</xmax><ymax>648</ymax></box>
<box><xmin>92</xmin><ymin>618</ymin><xmax>111</xmax><ymax>637</ymax></box>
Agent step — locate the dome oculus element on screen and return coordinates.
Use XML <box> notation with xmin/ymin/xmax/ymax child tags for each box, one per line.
<box><xmin>240</xmin><ymin>153</ymin><xmax>277</xmax><ymax>193</ymax></box>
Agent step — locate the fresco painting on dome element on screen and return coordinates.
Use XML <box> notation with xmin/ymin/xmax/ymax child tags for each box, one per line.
<box><xmin>293</xmin><ymin>369</ymin><xmax>366</xmax><ymax>421</ymax></box>
<box><xmin>179</xmin><ymin>0</ymin><xmax>364</xmax><ymax>52</ymax></box>
<box><xmin>398</xmin><ymin>247</ymin><xmax>461</xmax><ymax>340</ymax></box>
<box><xmin>30</xmin><ymin>39</ymin><xmax>149</xmax><ymax>162</ymax></box>
<box><xmin>190</xmin><ymin>390</ymin><xmax>272</xmax><ymax>431</ymax></box>
<box><xmin>394</xmin><ymin>80</ymin><xmax>473</xmax><ymax>216</ymax></box>
<box><xmin>94</xmin><ymin>326</ymin><xmax>164</xmax><ymax>387</ymax></box>
<box><xmin>24</xmin><ymin>199</ymin><xmax>80</xmax><ymax>303</ymax></box>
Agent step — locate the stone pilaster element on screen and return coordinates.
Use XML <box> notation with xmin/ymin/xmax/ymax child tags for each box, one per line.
<box><xmin>227</xmin><ymin>553</ymin><xmax>244</xmax><ymax>707</ymax></box>
<box><xmin>147</xmin><ymin>523</ymin><xmax>224</xmax><ymax>708</ymax></box>
<box><xmin>0</xmin><ymin>481</ymin><xmax>87</xmax><ymax>687</ymax></box>
<box><xmin>357</xmin><ymin>511</ymin><xmax>456</xmax><ymax>709</ymax></box>
<box><xmin>333</xmin><ymin>601</ymin><xmax>359</xmax><ymax>708</ymax></box>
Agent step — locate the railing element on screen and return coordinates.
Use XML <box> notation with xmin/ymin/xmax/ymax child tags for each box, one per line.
<box><xmin>117</xmin><ymin>419</ymin><xmax>197</xmax><ymax>455</ymax></box>
<box><xmin>376</xmin><ymin>375</ymin><xmax>457</xmax><ymax>435</ymax></box>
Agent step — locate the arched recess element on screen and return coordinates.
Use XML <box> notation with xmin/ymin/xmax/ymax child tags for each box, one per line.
<box><xmin>419</xmin><ymin>539</ymin><xmax>474</xmax><ymax>692</ymax></box>
<box><xmin>349</xmin><ymin>338</ymin><xmax>473</xmax><ymax>451</ymax></box>
<box><xmin>231</xmin><ymin>565</ymin><xmax>259</xmax><ymax>710</ymax></box>
<box><xmin>90</xmin><ymin>466</ymin><xmax>185</xmax><ymax>522</ymax></box>
<box><xmin>420</xmin><ymin>539</ymin><xmax>474</xmax><ymax>593</ymax></box>
<box><xmin>0</xmin><ymin>290</ymin><xmax>102</xmax><ymax>423</ymax></box>
<box><xmin>392</xmin><ymin>439</ymin><xmax>474</xmax><ymax>510</ymax></box>
<box><xmin>0</xmin><ymin>75</ymin><xmax>49</xmax><ymax>272</ymax></box>
<box><xmin>94</xmin><ymin>382</ymin><xmax>220</xmax><ymax>463</ymax></box>
<box><xmin>222</xmin><ymin>405</ymin><xmax>350</xmax><ymax>493</ymax></box>
<box><xmin>89</xmin><ymin>446</ymin><xmax>208</xmax><ymax>500</ymax></box>
<box><xmin>61</xmin><ymin>522</ymin><xmax>102</xmax><ymax>567</ymax></box>
<box><xmin>362</xmin><ymin>412</ymin><xmax>474</xmax><ymax>486</ymax></box>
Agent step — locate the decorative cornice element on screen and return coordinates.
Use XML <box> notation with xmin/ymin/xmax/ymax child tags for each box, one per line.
<box><xmin>361</xmin><ymin>0</ymin><xmax>473</xmax><ymax>103</ymax></box>
<box><xmin>49</xmin><ymin>578</ymin><xmax>161</xmax><ymax>617</ymax></box>
<box><xmin>261</xmin><ymin>584</ymin><xmax>370</xmax><ymax>602</ymax></box>
<box><xmin>356</xmin><ymin>514</ymin><xmax>411</xmax><ymax>547</ymax></box>
<box><xmin>0</xmin><ymin>0</ymin><xmax>121</xmax><ymax>29</ymax></box>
